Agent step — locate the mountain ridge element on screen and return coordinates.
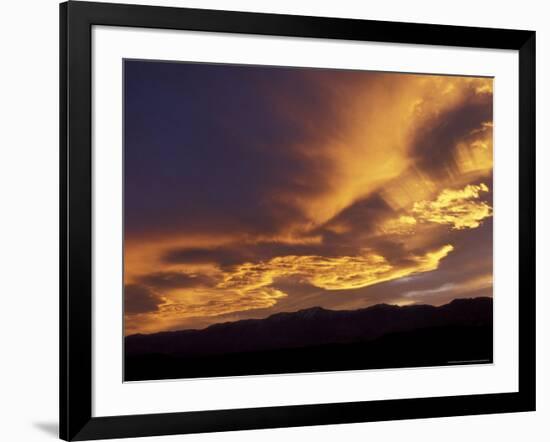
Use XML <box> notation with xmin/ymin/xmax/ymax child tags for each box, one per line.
<box><xmin>126</xmin><ymin>296</ymin><xmax>492</xmax><ymax>358</ymax></box>
<box><xmin>127</xmin><ymin>296</ymin><xmax>491</xmax><ymax>337</ymax></box>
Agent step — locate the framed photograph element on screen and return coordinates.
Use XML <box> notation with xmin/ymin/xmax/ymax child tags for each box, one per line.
<box><xmin>60</xmin><ymin>1</ymin><xmax>536</xmax><ymax>440</ymax></box>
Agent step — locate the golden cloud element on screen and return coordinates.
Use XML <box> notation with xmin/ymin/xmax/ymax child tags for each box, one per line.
<box><xmin>380</xmin><ymin>215</ymin><xmax>418</xmax><ymax>235</ymax></box>
<box><xmin>218</xmin><ymin>243</ymin><xmax>453</xmax><ymax>295</ymax></box>
<box><xmin>381</xmin><ymin>182</ymin><xmax>492</xmax><ymax>235</ymax></box>
<box><xmin>125</xmin><ymin>244</ymin><xmax>454</xmax><ymax>334</ymax></box>
<box><xmin>271</xmin><ymin>74</ymin><xmax>493</xmax><ymax>232</ymax></box>
<box><xmin>125</xmin><ymin>286</ymin><xmax>287</xmax><ymax>335</ymax></box>
<box><xmin>412</xmin><ymin>183</ymin><xmax>492</xmax><ymax>229</ymax></box>
<box><xmin>162</xmin><ymin>287</ymin><xmax>287</xmax><ymax>317</ymax></box>
<box><xmin>455</xmin><ymin>121</ymin><xmax>493</xmax><ymax>176</ymax></box>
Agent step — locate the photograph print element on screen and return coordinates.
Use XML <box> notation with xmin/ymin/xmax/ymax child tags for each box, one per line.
<box><xmin>123</xmin><ymin>60</ymin><xmax>494</xmax><ymax>382</ymax></box>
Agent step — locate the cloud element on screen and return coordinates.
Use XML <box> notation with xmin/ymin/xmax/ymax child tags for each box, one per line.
<box><xmin>319</xmin><ymin>193</ymin><xmax>392</xmax><ymax>238</ymax></box>
<box><xmin>162</xmin><ymin>247</ymin><xmax>249</xmax><ymax>266</ymax></box>
<box><xmin>136</xmin><ymin>271</ymin><xmax>215</xmax><ymax>289</ymax></box>
<box><xmin>379</xmin><ymin>215</ymin><xmax>418</xmax><ymax>235</ymax></box>
<box><xmin>404</xmin><ymin>282</ymin><xmax>457</xmax><ymax>298</ymax></box>
<box><xmin>160</xmin><ymin>287</ymin><xmax>287</xmax><ymax>318</ymax></box>
<box><xmin>380</xmin><ymin>182</ymin><xmax>492</xmax><ymax>234</ymax></box>
<box><xmin>404</xmin><ymin>272</ymin><xmax>492</xmax><ymax>299</ymax></box>
<box><xmin>217</xmin><ymin>244</ymin><xmax>453</xmax><ymax>295</ymax></box>
<box><xmin>125</xmin><ymin>284</ymin><xmax>164</xmax><ymax>315</ymax></box>
<box><xmin>125</xmin><ymin>63</ymin><xmax>492</xmax><ymax>243</ymax></box>
<box><xmin>163</xmin><ymin>238</ymin><xmax>348</xmax><ymax>268</ymax></box>
<box><xmin>125</xmin><ymin>243</ymin><xmax>453</xmax><ymax>333</ymax></box>
<box><xmin>410</xmin><ymin>81</ymin><xmax>493</xmax><ymax>179</ymax></box>
<box><xmin>455</xmin><ymin>122</ymin><xmax>493</xmax><ymax>176</ymax></box>
<box><xmin>411</xmin><ymin>183</ymin><xmax>492</xmax><ymax>229</ymax></box>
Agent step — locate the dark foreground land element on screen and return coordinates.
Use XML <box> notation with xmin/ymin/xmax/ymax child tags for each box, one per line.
<box><xmin>125</xmin><ymin>297</ymin><xmax>493</xmax><ymax>381</ymax></box>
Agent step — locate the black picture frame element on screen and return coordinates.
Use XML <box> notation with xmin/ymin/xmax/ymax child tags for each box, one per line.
<box><xmin>60</xmin><ymin>1</ymin><xmax>536</xmax><ymax>440</ymax></box>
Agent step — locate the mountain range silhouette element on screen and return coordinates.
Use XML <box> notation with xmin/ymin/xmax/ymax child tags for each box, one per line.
<box><xmin>125</xmin><ymin>297</ymin><xmax>493</xmax><ymax>381</ymax></box>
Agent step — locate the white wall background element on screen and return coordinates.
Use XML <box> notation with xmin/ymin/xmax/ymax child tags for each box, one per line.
<box><xmin>0</xmin><ymin>0</ymin><xmax>547</xmax><ymax>441</ymax></box>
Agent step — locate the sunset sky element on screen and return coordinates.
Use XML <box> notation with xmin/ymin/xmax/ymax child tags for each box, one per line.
<box><xmin>124</xmin><ymin>60</ymin><xmax>493</xmax><ymax>335</ymax></box>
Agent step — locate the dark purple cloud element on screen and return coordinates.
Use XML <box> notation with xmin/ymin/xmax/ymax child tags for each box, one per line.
<box><xmin>125</xmin><ymin>284</ymin><xmax>163</xmax><ymax>315</ymax></box>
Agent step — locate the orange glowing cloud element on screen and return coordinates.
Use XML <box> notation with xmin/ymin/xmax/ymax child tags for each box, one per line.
<box><xmin>381</xmin><ymin>182</ymin><xmax>492</xmax><ymax>236</ymax></box>
<box><xmin>218</xmin><ymin>244</ymin><xmax>453</xmax><ymax>292</ymax></box>
<box><xmin>245</xmin><ymin>73</ymin><xmax>493</xmax><ymax>236</ymax></box>
<box><xmin>412</xmin><ymin>183</ymin><xmax>492</xmax><ymax>230</ymax></box>
<box><xmin>125</xmin><ymin>244</ymin><xmax>454</xmax><ymax>334</ymax></box>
